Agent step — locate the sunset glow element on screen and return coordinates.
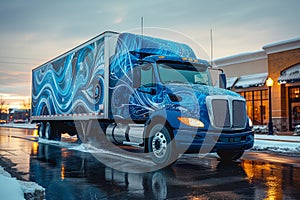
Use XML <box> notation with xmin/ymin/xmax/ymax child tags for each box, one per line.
<box><xmin>0</xmin><ymin>1</ymin><xmax>299</xmax><ymax>109</ymax></box>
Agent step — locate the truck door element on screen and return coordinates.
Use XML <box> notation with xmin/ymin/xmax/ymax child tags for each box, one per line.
<box><xmin>131</xmin><ymin>63</ymin><xmax>164</xmax><ymax>120</ymax></box>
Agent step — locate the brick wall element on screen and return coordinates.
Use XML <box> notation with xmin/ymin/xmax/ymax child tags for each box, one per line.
<box><xmin>268</xmin><ymin>48</ymin><xmax>300</xmax><ymax>131</ymax></box>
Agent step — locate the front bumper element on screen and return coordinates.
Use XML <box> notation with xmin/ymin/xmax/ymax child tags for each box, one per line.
<box><xmin>173</xmin><ymin>129</ymin><xmax>254</xmax><ymax>154</ymax></box>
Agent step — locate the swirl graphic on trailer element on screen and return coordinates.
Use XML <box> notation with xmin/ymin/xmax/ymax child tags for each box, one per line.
<box><xmin>32</xmin><ymin>38</ymin><xmax>105</xmax><ymax>116</ymax></box>
<box><xmin>109</xmin><ymin>33</ymin><xmax>200</xmax><ymax>120</ymax></box>
<box><xmin>31</xmin><ymin>31</ymin><xmax>254</xmax><ymax>172</ymax></box>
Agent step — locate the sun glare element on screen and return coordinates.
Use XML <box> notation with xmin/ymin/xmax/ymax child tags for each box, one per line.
<box><xmin>0</xmin><ymin>94</ymin><xmax>31</xmax><ymax>111</ymax></box>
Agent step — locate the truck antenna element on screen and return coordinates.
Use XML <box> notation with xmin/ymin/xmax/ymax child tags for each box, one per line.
<box><xmin>210</xmin><ymin>28</ymin><xmax>213</xmax><ymax>66</ymax></box>
<box><xmin>141</xmin><ymin>16</ymin><xmax>144</xmax><ymax>36</ymax></box>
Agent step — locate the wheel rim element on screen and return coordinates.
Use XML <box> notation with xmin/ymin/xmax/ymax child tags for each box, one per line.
<box><xmin>152</xmin><ymin>132</ymin><xmax>167</xmax><ymax>158</ymax></box>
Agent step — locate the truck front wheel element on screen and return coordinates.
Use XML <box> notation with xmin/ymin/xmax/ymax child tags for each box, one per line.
<box><xmin>147</xmin><ymin>124</ymin><xmax>178</xmax><ymax>166</ymax></box>
<box><xmin>217</xmin><ymin>150</ymin><xmax>244</xmax><ymax>161</ymax></box>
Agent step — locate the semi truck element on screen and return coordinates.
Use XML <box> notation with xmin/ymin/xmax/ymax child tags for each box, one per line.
<box><xmin>31</xmin><ymin>31</ymin><xmax>254</xmax><ymax>166</ymax></box>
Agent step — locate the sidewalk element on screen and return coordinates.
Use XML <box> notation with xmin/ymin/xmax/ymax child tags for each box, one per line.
<box><xmin>253</xmin><ymin>133</ymin><xmax>300</xmax><ymax>155</ymax></box>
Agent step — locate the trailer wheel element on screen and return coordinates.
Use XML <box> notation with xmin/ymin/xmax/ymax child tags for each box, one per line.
<box><xmin>217</xmin><ymin>150</ymin><xmax>244</xmax><ymax>161</ymax></box>
<box><xmin>45</xmin><ymin>122</ymin><xmax>52</xmax><ymax>140</ymax></box>
<box><xmin>53</xmin><ymin>124</ymin><xmax>61</xmax><ymax>141</ymax></box>
<box><xmin>147</xmin><ymin>124</ymin><xmax>178</xmax><ymax>166</ymax></box>
<box><xmin>38</xmin><ymin>122</ymin><xmax>45</xmax><ymax>138</ymax></box>
<box><xmin>44</xmin><ymin>122</ymin><xmax>61</xmax><ymax>141</ymax></box>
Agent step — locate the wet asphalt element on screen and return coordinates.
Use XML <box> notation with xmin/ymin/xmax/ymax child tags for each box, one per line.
<box><xmin>0</xmin><ymin>127</ymin><xmax>300</xmax><ymax>200</ymax></box>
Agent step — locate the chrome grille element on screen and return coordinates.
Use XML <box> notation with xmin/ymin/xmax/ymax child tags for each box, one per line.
<box><xmin>211</xmin><ymin>99</ymin><xmax>230</xmax><ymax>128</ymax></box>
<box><xmin>232</xmin><ymin>100</ymin><xmax>246</xmax><ymax>128</ymax></box>
<box><xmin>207</xmin><ymin>96</ymin><xmax>247</xmax><ymax>129</ymax></box>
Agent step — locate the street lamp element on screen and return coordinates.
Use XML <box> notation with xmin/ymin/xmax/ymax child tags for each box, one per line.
<box><xmin>266</xmin><ymin>77</ymin><xmax>274</xmax><ymax>135</ymax></box>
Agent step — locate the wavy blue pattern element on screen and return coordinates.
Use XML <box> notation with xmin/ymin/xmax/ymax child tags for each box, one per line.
<box><xmin>109</xmin><ymin>33</ymin><xmax>239</xmax><ymax>121</ymax></box>
<box><xmin>115</xmin><ymin>33</ymin><xmax>196</xmax><ymax>58</ymax></box>
<box><xmin>109</xmin><ymin>33</ymin><xmax>200</xmax><ymax>120</ymax></box>
<box><xmin>32</xmin><ymin>37</ymin><xmax>105</xmax><ymax>116</ymax></box>
<box><xmin>32</xmin><ymin>32</ymin><xmax>238</xmax><ymax>122</ymax></box>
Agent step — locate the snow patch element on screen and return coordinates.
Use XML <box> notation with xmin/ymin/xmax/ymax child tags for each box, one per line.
<box><xmin>255</xmin><ymin>134</ymin><xmax>300</xmax><ymax>142</ymax></box>
<box><xmin>19</xmin><ymin>181</ymin><xmax>45</xmax><ymax>200</ymax></box>
<box><xmin>38</xmin><ymin>138</ymin><xmax>79</xmax><ymax>148</ymax></box>
<box><xmin>70</xmin><ymin>143</ymin><xmax>154</xmax><ymax>165</ymax></box>
<box><xmin>0</xmin><ymin>166</ymin><xmax>45</xmax><ymax>200</ymax></box>
<box><xmin>70</xmin><ymin>143</ymin><xmax>105</xmax><ymax>153</ymax></box>
<box><xmin>0</xmin><ymin>174</ymin><xmax>24</xmax><ymax>200</ymax></box>
<box><xmin>253</xmin><ymin>135</ymin><xmax>300</xmax><ymax>155</ymax></box>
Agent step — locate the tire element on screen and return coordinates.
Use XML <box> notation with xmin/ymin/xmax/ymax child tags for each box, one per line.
<box><xmin>151</xmin><ymin>172</ymin><xmax>167</xmax><ymax>199</ymax></box>
<box><xmin>147</xmin><ymin>124</ymin><xmax>178</xmax><ymax>166</ymax></box>
<box><xmin>217</xmin><ymin>150</ymin><xmax>244</xmax><ymax>161</ymax></box>
<box><xmin>44</xmin><ymin>122</ymin><xmax>61</xmax><ymax>141</ymax></box>
<box><xmin>53</xmin><ymin>125</ymin><xmax>61</xmax><ymax>141</ymax></box>
<box><xmin>38</xmin><ymin>122</ymin><xmax>45</xmax><ymax>138</ymax></box>
<box><xmin>44</xmin><ymin>122</ymin><xmax>52</xmax><ymax>140</ymax></box>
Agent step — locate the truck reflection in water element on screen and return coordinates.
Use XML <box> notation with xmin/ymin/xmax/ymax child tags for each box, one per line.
<box><xmin>30</xmin><ymin>143</ymin><xmax>256</xmax><ymax>199</ymax></box>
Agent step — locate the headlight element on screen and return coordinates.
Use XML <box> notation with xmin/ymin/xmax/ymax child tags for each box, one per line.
<box><xmin>178</xmin><ymin>117</ymin><xmax>205</xmax><ymax>128</ymax></box>
<box><xmin>248</xmin><ymin>118</ymin><xmax>253</xmax><ymax>128</ymax></box>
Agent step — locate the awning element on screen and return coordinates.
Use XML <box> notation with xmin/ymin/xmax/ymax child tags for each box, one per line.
<box><xmin>226</xmin><ymin>77</ymin><xmax>238</xmax><ymax>89</ymax></box>
<box><xmin>278</xmin><ymin>64</ymin><xmax>300</xmax><ymax>84</ymax></box>
<box><xmin>234</xmin><ymin>73</ymin><xmax>268</xmax><ymax>89</ymax></box>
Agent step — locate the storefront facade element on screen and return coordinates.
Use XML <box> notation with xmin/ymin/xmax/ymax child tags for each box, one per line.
<box><xmin>215</xmin><ymin>38</ymin><xmax>300</xmax><ymax>131</ymax></box>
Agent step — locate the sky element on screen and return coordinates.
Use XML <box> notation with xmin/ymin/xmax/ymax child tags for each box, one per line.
<box><xmin>0</xmin><ymin>0</ymin><xmax>300</xmax><ymax>109</ymax></box>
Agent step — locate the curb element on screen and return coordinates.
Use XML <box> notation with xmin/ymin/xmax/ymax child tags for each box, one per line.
<box><xmin>0</xmin><ymin>123</ymin><xmax>37</xmax><ymax>129</ymax></box>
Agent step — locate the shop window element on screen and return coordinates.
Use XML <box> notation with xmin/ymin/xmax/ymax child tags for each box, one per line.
<box><xmin>289</xmin><ymin>87</ymin><xmax>300</xmax><ymax>130</ymax></box>
<box><xmin>239</xmin><ymin>90</ymin><xmax>268</xmax><ymax>125</ymax></box>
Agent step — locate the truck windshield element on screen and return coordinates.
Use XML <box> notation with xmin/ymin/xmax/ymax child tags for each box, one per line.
<box><xmin>157</xmin><ymin>62</ymin><xmax>211</xmax><ymax>86</ymax></box>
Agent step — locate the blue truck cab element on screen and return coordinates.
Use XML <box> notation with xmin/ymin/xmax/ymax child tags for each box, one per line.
<box><xmin>32</xmin><ymin>31</ymin><xmax>254</xmax><ymax>166</ymax></box>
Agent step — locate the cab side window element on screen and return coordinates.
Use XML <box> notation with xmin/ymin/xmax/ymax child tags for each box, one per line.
<box><xmin>133</xmin><ymin>64</ymin><xmax>154</xmax><ymax>88</ymax></box>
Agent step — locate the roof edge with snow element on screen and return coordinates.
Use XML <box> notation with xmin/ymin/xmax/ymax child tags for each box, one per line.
<box><xmin>263</xmin><ymin>37</ymin><xmax>300</xmax><ymax>55</ymax></box>
<box><xmin>213</xmin><ymin>50</ymin><xmax>267</xmax><ymax>68</ymax></box>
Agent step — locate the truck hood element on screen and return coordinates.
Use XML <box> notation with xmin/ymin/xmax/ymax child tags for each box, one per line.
<box><xmin>165</xmin><ymin>83</ymin><xmax>240</xmax><ymax>99</ymax></box>
<box><xmin>164</xmin><ymin>84</ymin><xmax>242</xmax><ymax>125</ymax></box>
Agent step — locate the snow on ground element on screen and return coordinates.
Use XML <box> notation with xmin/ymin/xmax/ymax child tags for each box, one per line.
<box><xmin>253</xmin><ymin>134</ymin><xmax>300</xmax><ymax>155</ymax></box>
<box><xmin>1</xmin><ymin>123</ymin><xmax>299</xmax><ymax>156</ymax></box>
<box><xmin>39</xmin><ymin>138</ymin><xmax>154</xmax><ymax>165</ymax></box>
<box><xmin>39</xmin><ymin>132</ymin><xmax>300</xmax><ymax>160</ymax></box>
<box><xmin>67</xmin><ymin>134</ymin><xmax>300</xmax><ymax>157</ymax></box>
<box><xmin>0</xmin><ymin>174</ymin><xmax>24</xmax><ymax>200</ymax></box>
<box><xmin>38</xmin><ymin>138</ymin><xmax>79</xmax><ymax>149</ymax></box>
<box><xmin>0</xmin><ymin>166</ymin><xmax>45</xmax><ymax>200</ymax></box>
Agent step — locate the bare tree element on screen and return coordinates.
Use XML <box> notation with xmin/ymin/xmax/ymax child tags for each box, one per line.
<box><xmin>22</xmin><ymin>98</ymin><xmax>31</xmax><ymax>111</ymax></box>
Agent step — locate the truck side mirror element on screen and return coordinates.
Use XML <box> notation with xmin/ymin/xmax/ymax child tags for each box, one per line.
<box><xmin>219</xmin><ymin>73</ymin><xmax>227</xmax><ymax>89</ymax></box>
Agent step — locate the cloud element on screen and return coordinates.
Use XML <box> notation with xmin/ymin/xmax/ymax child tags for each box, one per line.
<box><xmin>0</xmin><ymin>0</ymin><xmax>300</xmax><ymax>106</ymax></box>
<box><xmin>0</xmin><ymin>70</ymin><xmax>31</xmax><ymax>97</ymax></box>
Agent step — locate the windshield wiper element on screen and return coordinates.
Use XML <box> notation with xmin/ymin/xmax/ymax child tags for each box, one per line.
<box><xmin>194</xmin><ymin>81</ymin><xmax>207</xmax><ymax>85</ymax></box>
<box><xmin>164</xmin><ymin>80</ymin><xmax>187</xmax><ymax>84</ymax></box>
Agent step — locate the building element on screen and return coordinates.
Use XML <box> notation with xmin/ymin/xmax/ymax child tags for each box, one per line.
<box><xmin>8</xmin><ymin>108</ymin><xmax>30</xmax><ymax>123</ymax></box>
<box><xmin>214</xmin><ymin>37</ymin><xmax>300</xmax><ymax>131</ymax></box>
